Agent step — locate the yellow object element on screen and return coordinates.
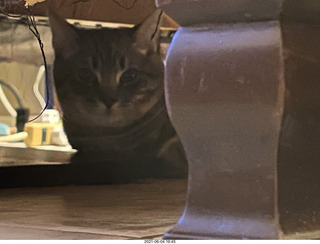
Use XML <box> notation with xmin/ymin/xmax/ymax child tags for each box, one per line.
<box><xmin>24</xmin><ymin>123</ymin><xmax>60</xmax><ymax>147</ymax></box>
<box><xmin>0</xmin><ymin>132</ymin><xmax>28</xmax><ymax>142</ymax></box>
<box><xmin>25</xmin><ymin>0</ymin><xmax>47</xmax><ymax>7</ymax></box>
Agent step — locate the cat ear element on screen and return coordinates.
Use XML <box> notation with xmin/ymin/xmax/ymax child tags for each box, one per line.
<box><xmin>134</xmin><ymin>9</ymin><xmax>163</xmax><ymax>54</ymax></box>
<box><xmin>48</xmin><ymin>7</ymin><xmax>79</xmax><ymax>60</ymax></box>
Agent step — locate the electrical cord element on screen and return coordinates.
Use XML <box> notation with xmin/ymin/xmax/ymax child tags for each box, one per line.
<box><xmin>33</xmin><ymin>65</ymin><xmax>46</xmax><ymax>109</ymax></box>
<box><xmin>0</xmin><ymin>79</ymin><xmax>29</xmax><ymax>132</ymax></box>
<box><xmin>0</xmin><ymin>79</ymin><xmax>23</xmax><ymax>108</ymax></box>
<box><xmin>26</xmin><ymin>6</ymin><xmax>50</xmax><ymax>122</ymax></box>
<box><xmin>0</xmin><ymin>84</ymin><xmax>17</xmax><ymax>117</ymax></box>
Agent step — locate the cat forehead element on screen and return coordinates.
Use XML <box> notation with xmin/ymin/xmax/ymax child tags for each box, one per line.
<box><xmin>76</xmin><ymin>30</ymin><xmax>147</xmax><ymax>57</ymax></box>
<box><xmin>77</xmin><ymin>28</ymin><xmax>134</xmax><ymax>46</ymax></box>
<box><xmin>75</xmin><ymin>28</ymin><xmax>136</xmax><ymax>59</ymax></box>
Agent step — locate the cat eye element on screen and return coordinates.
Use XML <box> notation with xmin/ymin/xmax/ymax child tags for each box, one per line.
<box><xmin>78</xmin><ymin>68</ymin><xmax>97</xmax><ymax>86</ymax></box>
<box><xmin>120</xmin><ymin>68</ymin><xmax>140</xmax><ymax>87</ymax></box>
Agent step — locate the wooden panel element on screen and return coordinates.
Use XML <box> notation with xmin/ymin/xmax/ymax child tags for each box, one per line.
<box><xmin>0</xmin><ymin>179</ymin><xmax>187</xmax><ymax>239</ymax></box>
<box><xmin>0</xmin><ymin>225</ymin><xmax>129</xmax><ymax>240</ymax></box>
<box><xmin>3</xmin><ymin>0</ymin><xmax>178</xmax><ymax>27</ymax></box>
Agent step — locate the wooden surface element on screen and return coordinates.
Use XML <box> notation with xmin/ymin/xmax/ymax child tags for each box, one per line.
<box><xmin>0</xmin><ymin>179</ymin><xmax>186</xmax><ymax>240</ymax></box>
<box><xmin>5</xmin><ymin>0</ymin><xmax>178</xmax><ymax>27</ymax></box>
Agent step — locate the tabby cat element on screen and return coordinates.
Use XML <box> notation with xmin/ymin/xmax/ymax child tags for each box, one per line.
<box><xmin>48</xmin><ymin>9</ymin><xmax>187</xmax><ymax>182</ymax></box>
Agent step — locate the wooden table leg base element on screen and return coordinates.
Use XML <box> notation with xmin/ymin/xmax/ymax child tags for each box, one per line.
<box><xmin>157</xmin><ymin>1</ymin><xmax>320</xmax><ymax>238</ymax></box>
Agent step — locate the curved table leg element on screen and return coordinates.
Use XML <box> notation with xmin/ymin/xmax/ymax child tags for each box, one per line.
<box><xmin>158</xmin><ymin>1</ymin><xmax>320</xmax><ymax>239</ymax></box>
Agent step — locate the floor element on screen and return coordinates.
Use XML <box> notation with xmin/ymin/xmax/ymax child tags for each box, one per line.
<box><xmin>0</xmin><ymin>179</ymin><xmax>187</xmax><ymax>240</ymax></box>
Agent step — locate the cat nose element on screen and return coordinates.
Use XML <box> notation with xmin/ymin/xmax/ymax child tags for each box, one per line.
<box><xmin>104</xmin><ymin>98</ymin><xmax>117</xmax><ymax>109</ymax></box>
<box><xmin>99</xmin><ymin>88</ymin><xmax>118</xmax><ymax>109</ymax></box>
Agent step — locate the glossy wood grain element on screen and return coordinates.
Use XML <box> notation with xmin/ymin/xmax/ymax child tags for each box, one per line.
<box><xmin>0</xmin><ymin>179</ymin><xmax>187</xmax><ymax>240</ymax></box>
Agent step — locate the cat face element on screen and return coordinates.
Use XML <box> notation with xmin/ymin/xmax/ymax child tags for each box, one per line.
<box><xmin>49</xmin><ymin>10</ymin><xmax>165</xmax><ymax>148</ymax></box>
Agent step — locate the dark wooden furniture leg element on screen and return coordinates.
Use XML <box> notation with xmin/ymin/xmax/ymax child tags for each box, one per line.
<box><xmin>157</xmin><ymin>0</ymin><xmax>320</xmax><ymax>239</ymax></box>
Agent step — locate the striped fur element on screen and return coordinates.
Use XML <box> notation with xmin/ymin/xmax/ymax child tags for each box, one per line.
<box><xmin>49</xmin><ymin>10</ymin><xmax>187</xmax><ymax>181</ymax></box>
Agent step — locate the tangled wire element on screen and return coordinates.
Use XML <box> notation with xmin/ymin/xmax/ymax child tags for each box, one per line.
<box><xmin>0</xmin><ymin>0</ymin><xmax>49</xmax><ymax>122</ymax></box>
